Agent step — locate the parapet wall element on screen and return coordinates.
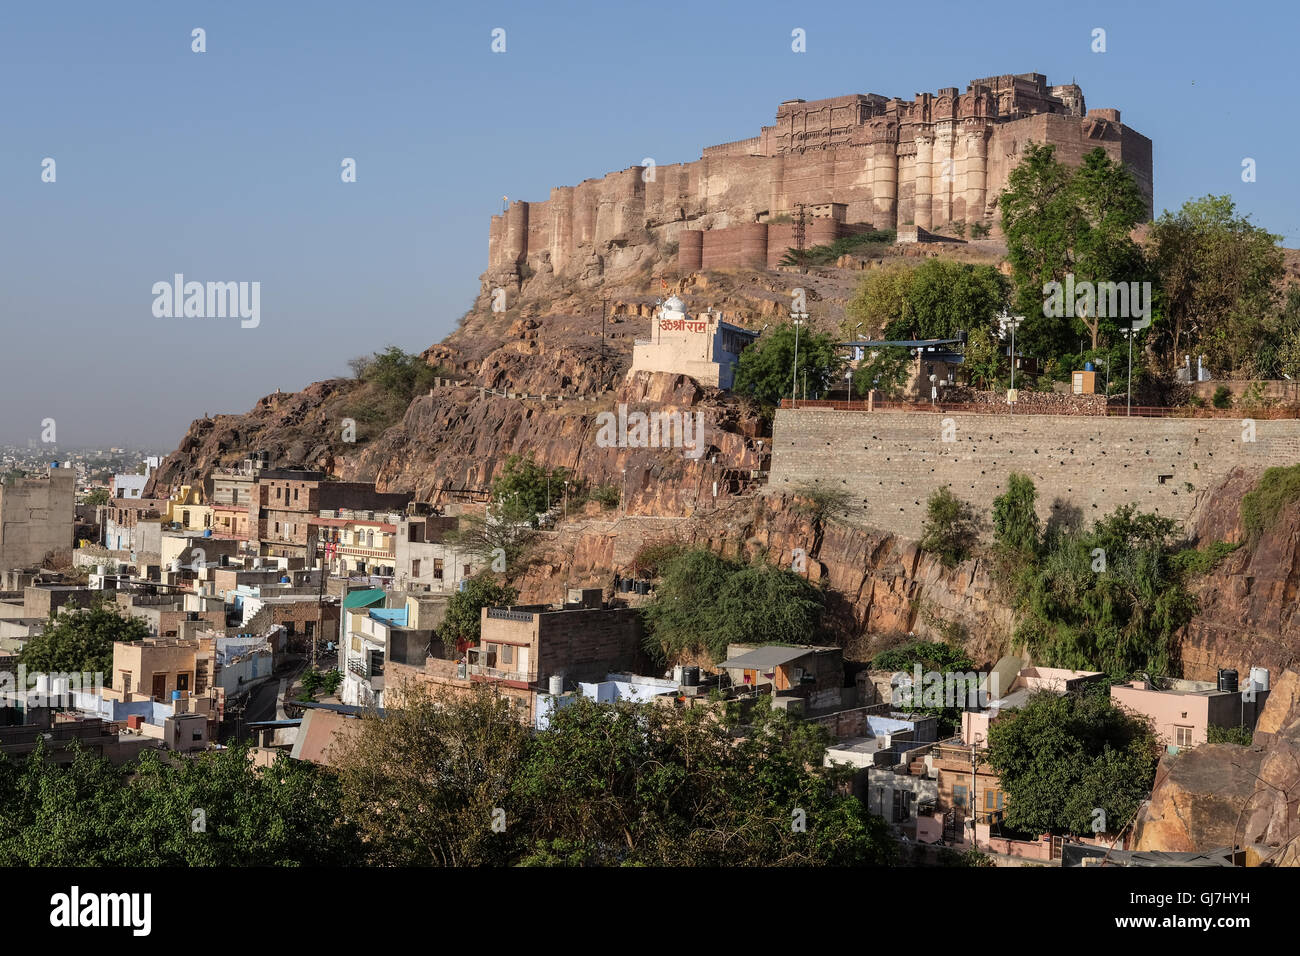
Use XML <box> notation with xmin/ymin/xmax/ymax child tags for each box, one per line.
<box><xmin>767</xmin><ymin>409</ymin><xmax>1300</xmax><ymax>540</ymax></box>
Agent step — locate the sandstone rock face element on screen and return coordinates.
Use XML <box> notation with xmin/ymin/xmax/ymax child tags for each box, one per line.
<box><xmin>1137</xmin><ymin>670</ymin><xmax>1300</xmax><ymax>862</ymax></box>
<box><xmin>1134</xmin><ymin>744</ymin><xmax>1266</xmax><ymax>852</ymax></box>
<box><xmin>1181</xmin><ymin>467</ymin><xmax>1300</xmax><ymax>681</ymax></box>
<box><xmin>510</xmin><ymin>491</ymin><xmax>1014</xmax><ymax>664</ymax></box>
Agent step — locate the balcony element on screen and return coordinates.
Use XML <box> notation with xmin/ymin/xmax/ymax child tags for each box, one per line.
<box><xmin>467</xmin><ymin>663</ymin><xmax>535</xmax><ymax>685</ymax></box>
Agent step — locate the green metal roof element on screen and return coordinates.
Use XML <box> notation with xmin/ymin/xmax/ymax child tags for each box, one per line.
<box><xmin>342</xmin><ymin>588</ymin><xmax>386</xmax><ymax>610</ymax></box>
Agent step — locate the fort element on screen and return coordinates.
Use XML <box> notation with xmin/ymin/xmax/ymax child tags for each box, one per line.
<box><xmin>766</xmin><ymin>409</ymin><xmax>1300</xmax><ymax>539</ymax></box>
<box><xmin>485</xmin><ymin>73</ymin><xmax>1152</xmax><ymax>287</ymax></box>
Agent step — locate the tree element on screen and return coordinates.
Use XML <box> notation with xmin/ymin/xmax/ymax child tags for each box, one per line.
<box><xmin>920</xmin><ymin>488</ymin><xmax>980</xmax><ymax>568</ymax></box>
<box><xmin>332</xmin><ymin>683</ymin><xmax>530</xmax><ymax>866</ymax></box>
<box><xmin>490</xmin><ymin>452</ymin><xmax>570</xmax><ymax>524</ymax></box>
<box><xmin>19</xmin><ymin>600</ymin><xmax>149</xmax><ymax>677</ymax></box>
<box><xmin>885</xmin><ymin>259</ymin><xmax>1007</xmax><ymax>341</ymax></box>
<box><xmin>1000</xmin><ymin>144</ymin><xmax>1148</xmax><ymax>359</ymax></box>
<box><xmin>1147</xmin><ymin>195</ymin><xmax>1284</xmax><ymax>375</ymax></box>
<box><xmin>442</xmin><ymin>507</ymin><xmax>536</xmax><ymax>574</ymax></box>
<box><xmin>82</xmin><ymin>487</ymin><xmax>110</xmax><ymax>507</ymax></box>
<box><xmin>733</xmin><ymin>322</ymin><xmax>842</xmax><ymax>410</ymax></box>
<box><xmin>851</xmin><ymin>346</ymin><xmax>913</xmax><ymax>398</ymax></box>
<box><xmin>844</xmin><ymin>259</ymin><xmax>1007</xmax><ymax>342</ymax></box>
<box><xmin>986</xmin><ymin>687</ymin><xmax>1159</xmax><ymax>836</ymax></box>
<box><xmin>844</xmin><ymin>262</ymin><xmax>916</xmax><ymax>333</ymax></box>
<box><xmin>515</xmin><ymin>696</ymin><xmax>896</xmax><ymax>866</ymax></box>
<box><xmin>963</xmin><ymin>326</ymin><xmax>1002</xmax><ymax>389</ymax></box>
<box><xmin>991</xmin><ymin>473</ymin><xmax>1040</xmax><ymax>557</ymax></box>
<box><xmin>441</xmin><ymin>574</ymin><xmax>517</xmax><ymax>647</ymax></box>
<box><xmin>641</xmin><ymin>550</ymin><xmax>825</xmax><ymax>662</ymax></box>
<box><xmin>0</xmin><ymin>741</ymin><xmax>353</xmax><ymax>866</ymax></box>
<box><xmin>1015</xmin><ymin>505</ymin><xmax>1196</xmax><ymax>678</ymax></box>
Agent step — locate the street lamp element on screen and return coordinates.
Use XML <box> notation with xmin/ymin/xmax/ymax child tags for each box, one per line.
<box><xmin>1003</xmin><ymin>312</ymin><xmax>1024</xmax><ymax>416</ymax></box>
<box><xmin>790</xmin><ymin>310</ymin><xmax>808</xmax><ymax>408</ymax></box>
<box><xmin>1122</xmin><ymin>316</ymin><xmax>1152</xmax><ymax>417</ymax></box>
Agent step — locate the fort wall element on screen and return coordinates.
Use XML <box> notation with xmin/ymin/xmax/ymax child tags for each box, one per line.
<box><xmin>766</xmin><ymin>410</ymin><xmax>1299</xmax><ymax>540</ymax></box>
<box><xmin>484</xmin><ymin>73</ymin><xmax>1153</xmax><ymax>289</ymax></box>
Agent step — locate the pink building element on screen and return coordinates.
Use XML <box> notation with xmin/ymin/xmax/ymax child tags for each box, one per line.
<box><xmin>961</xmin><ymin>663</ymin><xmax>1105</xmax><ymax>745</ymax></box>
<box><xmin>1109</xmin><ymin>677</ymin><xmax>1267</xmax><ymax>750</ymax></box>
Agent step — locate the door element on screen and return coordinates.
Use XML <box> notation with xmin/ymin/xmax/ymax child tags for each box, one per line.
<box><xmin>152</xmin><ymin>674</ymin><xmax>167</xmax><ymax>699</ymax></box>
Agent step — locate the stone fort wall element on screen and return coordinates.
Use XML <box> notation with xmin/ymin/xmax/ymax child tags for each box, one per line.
<box><xmin>766</xmin><ymin>409</ymin><xmax>1300</xmax><ymax>539</ymax></box>
<box><xmin>485</xmin><ymin>73</ymin><xmax>1152</xmax><ymax>289</ymax></box>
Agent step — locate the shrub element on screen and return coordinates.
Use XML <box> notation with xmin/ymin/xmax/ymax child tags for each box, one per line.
<box><xmin>1240</xmin><ymin>464</ymin><xmax>1300</xmax><ymax>542</ymax></box>
<box><xmin>589</xmin><ymin>484</ymin><xmax>620</xmax><ymax>509</ymax></box>
<box><xmin>1212</xmin><ymin>385</ymin><xmax>1233</xmax><ymax>409</ymax></box>
<box><xmin>920</xmin><ymin>488</ymin><xmax>979</xmax><ymax>568</ymax></box>
<box><xmin>1207</xmin><ymin>724</ymin><xmax>1253</xmax><ymax>746</ymax></box>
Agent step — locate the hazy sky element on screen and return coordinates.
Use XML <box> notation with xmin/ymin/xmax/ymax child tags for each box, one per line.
<box><xmin>2</xmin><ymin>0</ymin><xmax>1296</xmax><ymax>445</ymax></box>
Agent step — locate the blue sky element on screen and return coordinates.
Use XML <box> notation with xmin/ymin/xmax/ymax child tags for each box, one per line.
<box><xmin>2</xmin><ymin>0</ymin><xmax>1296</xmax><ymax>445</ymax></box>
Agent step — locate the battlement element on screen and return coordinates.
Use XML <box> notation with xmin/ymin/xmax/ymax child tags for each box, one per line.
<box><xmin>482</xmin><ymin>73</ymin><xmax>1151</xmax><ymax>292</ymax></box>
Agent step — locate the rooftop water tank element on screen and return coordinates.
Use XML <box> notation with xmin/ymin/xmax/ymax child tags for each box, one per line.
<box><xmin>1218</xmin><ymin>668</ymin><xmax>1239</xmax><ymax>693</ymax></box>
<box><xmin>1250</xmin><ymin>667</ymin><xmax>1270</xmax><ymax>692</ymax></box>
<box><xmin>548</xmin><ymin>675</ymin><xmax>564</xmax><ymax>696</ymax></box>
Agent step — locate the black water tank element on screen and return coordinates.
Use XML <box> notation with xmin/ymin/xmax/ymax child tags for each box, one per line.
<box><xmin>1218</xmin><ymin>669</ymin><xmax>1239</xmax><ymax>693</ymax></box>
<box><xmin>682</xmin><ymin>666</ymin><xmax>700</xmax><ymax>687</ymax></box>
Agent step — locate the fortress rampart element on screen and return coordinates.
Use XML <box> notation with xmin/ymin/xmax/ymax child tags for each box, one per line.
<box><xmin>485</xmin><ymin>73</ymin><xmax>1152</xmax><ymax>288</ymax></box>
<box><xmin>767</xmin><ymin>409</ymin><xmax>1298</xmax><ymax>540</ymax></box>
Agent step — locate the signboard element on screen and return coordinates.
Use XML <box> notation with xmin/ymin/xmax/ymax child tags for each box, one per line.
<box><xmin>1006</xmin><ymin>388</ymin><xmax>1018</xmax><ymax>404</ymax></box>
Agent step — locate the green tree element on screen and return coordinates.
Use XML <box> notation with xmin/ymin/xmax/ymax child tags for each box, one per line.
<box><xmin>1148</xmin><ymin>195</ymin><xmax>1284</xmax><ymax>376</ymax></box>
<box><xmin>963</xmin><ymin>326</ymin><xmax>1002</xmax><ymax>389</ymax></box>
<box><xmin>641</xmin><ymin>550</ymin><xmax>825</xmax><ymax>662</ymax></box>
<box><xmin>1013</xmin><ymin>505</ymin><xmax>1199</xmax><ymax>678</ymax></box>
<box><xmin>82</xmin><ymin>487</ymin><xmax>110</xmax><ymax>507</ymax></box>
<box><xmin>491</xmin><ymin>452</ymin><xmax>570</xmax><ymax>524</ymax></box>
<box><xmin>441</xmin><ymin>573</ymin><xmax>518</xmax><ymax>647</ymax></box>
<box><xmin>991</xmin><ymin>473</ymin><xmax>1040</xmax><ymax>557</ymax></box>
<box><xmin>920</xmin><ymin>488</ymin><xmax>980</xmax><ymax>568</ymax></box>
<box><xmin>19</xmin><ymin>600</ymin><xmax>149</xmax><ymax>677</ymax></box>
<box><xmin>733</xmin><ymin>322</ymin><xmax>842</xmax><ymax>411</ymax></box>
<box><xmin>1000</xmin><ymin>144</ymin><xmax>1148</xmax><ymax>359</ymax></box>
<box><xmin>851</xmin><ymin>346</ymin><xmax>913</xmax><ymax>398</ymax></box>
<box><xmin>986</xmin><ymin>687</ymin><xmax>1159</xmax><ymax>836</ymax></box>
<box><xmin>515</xmin><ymin>696</ymin><xmax>896</xmax><ymax>866</ymax></box>
<box><xmin>333</xmin><ymin>683</ymin><xmax>529</xmax><ymax>866</ymax></box>
<box><xmin>0</xmin><ymin>741</ymin><xmax>352</xmax><ymax>866</ymax></box>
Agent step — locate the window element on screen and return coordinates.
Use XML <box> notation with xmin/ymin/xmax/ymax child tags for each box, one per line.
<box><xmin>984</xmin><ymin>789</ymin><xmax>1004</xmax><ymax>811</ymax></box>
<box><xmin>411</xmin><ymin>559</ymin><xmax>421</xmax><ymax>578</ymax></box>
<box><xmin>433</xmin><ymin>558</ymin><xmax>444</xmax><ymax>580</ymax></box>
<box><xmin>1175</xmin><ymin>725</ymin><xmax>1195</xmax><ymax>748</ymax></box>
<box><xmin>500</xmin><ymin>645</ymin><xmax>514</xmax><ymax>666</ymax></box>
<box><xmin>463</xmin><ymin>564</ymin><xmax>472</xmax><ymax>579</ymax></box>
<box><xmin>293</xmin><ymin>488</ymin><xmax>299</xmax><ymax>501</ymax></box>
<box><xmin>952</xmin><ymin>784</ymin><xmax>968</xmax><ymax>809</ymax></box>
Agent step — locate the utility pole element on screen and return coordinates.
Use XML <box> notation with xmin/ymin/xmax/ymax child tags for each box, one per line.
<box><xmin>790</xmin><ymin>310</ymin><xmax>807</xmax><ymax>408</ymax></box>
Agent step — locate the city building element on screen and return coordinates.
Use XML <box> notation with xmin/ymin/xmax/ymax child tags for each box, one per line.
<box><xmin>1110</xmin><ymin>671</ymin><xmax>1270</xmax><ymax>751</ymax></box>
<box><xmin>0</xmin><ymin>466</ymin><xmax>76</xmax><ymax>569</ymax></box>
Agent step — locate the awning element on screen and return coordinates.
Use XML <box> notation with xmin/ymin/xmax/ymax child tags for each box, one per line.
<box><xmin>718</xmin><ymin>645</ymin><xmax>818</xmax><ymax>671</ymax></box>
<box><xmin>342</xmin><ymin>587</ymin><xmax>386</xmax><ymax>609</ymax></box>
